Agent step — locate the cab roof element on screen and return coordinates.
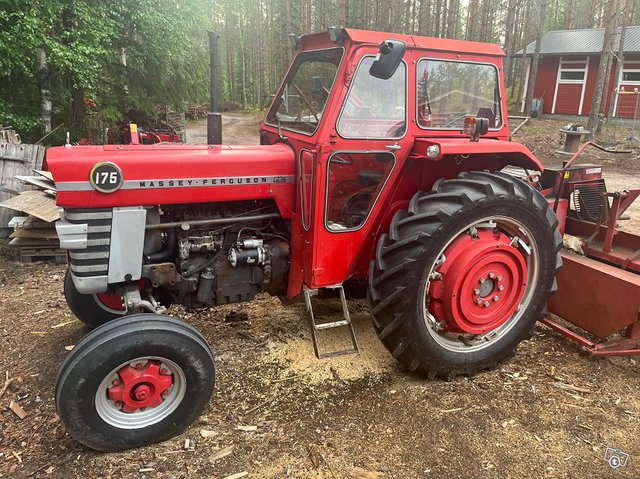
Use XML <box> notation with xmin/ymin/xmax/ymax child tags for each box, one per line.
<box><xmin>300</xmin><ymin>28</ymin><xmax>505</xmax><ymax>58</ymax></box>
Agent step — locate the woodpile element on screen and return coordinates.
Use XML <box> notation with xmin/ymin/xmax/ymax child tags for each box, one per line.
<box><xmin>0</xmin><ymin>125</ymin><xmax>21</xmax><ymax>144</ymax></box>
<box><xmin>0</xmin><ymin>171</ymin><xmax>64</xmax><ymax>263</ymax></box>
<box><xmin>186</xmin><ymin>104</ymin><xmax>208</xmax><ymax>120</ymax></box>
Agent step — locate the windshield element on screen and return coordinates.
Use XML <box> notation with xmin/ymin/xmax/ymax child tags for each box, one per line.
<box><xmin>266</xmin><ymin>48</ymin><xmax>343</xmax><ymax>135</ymax></box>
<box><xmin>417</xmin><ymin>59</ymin><xmax>502</xmax><ymax>130</ymax></box>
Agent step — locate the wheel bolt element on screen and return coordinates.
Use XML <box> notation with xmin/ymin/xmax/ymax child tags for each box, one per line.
<box><xmin>114</xmin><ymin>401</ymin><xmax>122</xmax><ymax>408</ymax></box>
<box><xmin>111</xmin><ymin>379</ymin><xmax>120</xmax><ymax>386</ymax></box>
<box><xmin>498</xmin><ymin>285</ymin><xmax>504</xmax><ymax>291</ymax></box>
<box><xmin>160</xmin><ymin>368</ymin><xmax>170</xmax><ymax>376</ymax></box>
<box><xmin>474</xmin><ymin>289</ymin><xmax>480</xmax><ymax>294</ymax></box>
<box><xmin>497</xmin><ymin>275</ymin><xmax>503</xmax><ymax>281</ymax></box>
<box><xmin>484</xmin><ymin>301</ymin><xmax>490</xmax><ymax>308</ymax></box>
<box><xmin>135</xmin><ymin>363</ymin><xmax>144</xmax><ymax>370</ymax></box>
<box><xmin>162</xmin><ymin>391</ymin><xmax>168</xmax><ymax>398</ymax></box>
<box><xmin>476</xmin><ymin>298</ymin><xmax>482</xmax><ymax>305</ymax></box>
<box><xmin>488</xmin><ymin>272</ymin><xmax>495</xmax><ymax>279</ymax></box>
<box><xmin>479</xmin><ymin>277</ymin><xmax>485</xmax><ymax>284</ymax></box>
<box><xmin>493</xmin><ymin>295</ymin><xmax>499</xmax><ymax>302</ymax></box>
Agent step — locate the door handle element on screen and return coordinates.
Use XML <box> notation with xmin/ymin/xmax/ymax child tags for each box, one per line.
<box><xmin>385</xmin><ymin>143</ymin><xmax>401</xmax><ymax>151</ymax></box>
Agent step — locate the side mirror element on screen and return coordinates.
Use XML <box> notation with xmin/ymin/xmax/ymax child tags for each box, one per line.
<box><xmin>369</xmin><ymin>39</ymin><xmax>406</xmax><ymax>80</ymax></box>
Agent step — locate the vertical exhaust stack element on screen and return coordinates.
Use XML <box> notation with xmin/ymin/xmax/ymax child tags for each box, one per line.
<box><xmin>207</xmin><ymin>31</ymin><xmax>222</xmax><ymax>145</ymax></box>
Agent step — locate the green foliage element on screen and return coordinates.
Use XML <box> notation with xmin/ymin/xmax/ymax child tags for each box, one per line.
<box><xmin>2</xmin><ymin>0</ymin><xmax>635</xmax><ymax>142</ymax></box>
<box><xmin>0</xmin><ymin>0</ymin><xmax>214</xmax><ymax>142</ymax></box>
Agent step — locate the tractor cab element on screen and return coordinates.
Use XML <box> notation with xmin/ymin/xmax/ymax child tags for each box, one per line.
<box><xmin>258</xmin><ymin>29</ymin><xmax>540</xmax><ymax>298</ymax></box>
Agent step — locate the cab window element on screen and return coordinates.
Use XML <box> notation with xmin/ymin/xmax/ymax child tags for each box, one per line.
<box><xmin>337</xmin><ymin>56</ymin><xmax>406</xmax><ymax>139</ymax></box>
<box><xmin>417</xmin><ymin>59</ymin><xmax>502</xmax><ymax>129</ymax></box>
<box><xmin>265</xmin><ymin>48</ymin><xmax>343</xmax><ymax>135</ymax></box>
<box><xmin>325</xmin><ymin>152</ymin><xmax>394</xmax><ymax>232</ymax></box>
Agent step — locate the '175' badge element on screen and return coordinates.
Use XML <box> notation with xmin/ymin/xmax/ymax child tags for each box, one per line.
<box><xmin>90</xmin><ymin>162</ymin><xmax>123</xmax><ymax>193</ymax></box>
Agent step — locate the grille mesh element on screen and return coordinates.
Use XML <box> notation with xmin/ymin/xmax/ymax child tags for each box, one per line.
<box><xmin>64</xmin><ymin>208</ymin><xmax>112</xmax><ymax>277</ymax></box>
<box><xmin>572</xmin><ymin>180</ymin><xmax>607</xmax><ymax>223</ymax></box>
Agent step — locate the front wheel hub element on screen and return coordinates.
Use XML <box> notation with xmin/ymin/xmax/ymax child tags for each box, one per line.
<box><xmin>107</xmin><ymin>360</ymin><xmax>173</xmax><ymax>413</ymax></box>
<box><xmin>429</xmin><ymin>230</ymin><xmax>528</xmax><ymax>334</ymax></box>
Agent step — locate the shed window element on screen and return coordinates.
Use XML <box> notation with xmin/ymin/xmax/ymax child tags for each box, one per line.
<box><xmin>622</xmin><ymin>71</ymin><xmax>640</xmax><ymax>82</ymax></box>
<box><xmin>560</xmin><ymin>71</ymin><xmax>585</xmax><ymax>81</ymax></box>
<box><xmin>558</xmin><ymin>58</ymin><xmax>588</xmax><ymax>85</ymax></box>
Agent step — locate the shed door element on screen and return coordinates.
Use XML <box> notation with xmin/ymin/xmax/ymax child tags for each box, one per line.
<box><xmin>552</xmin><ymin>57</ymin><xmax>588</xmax><ymax>115</ymax></box>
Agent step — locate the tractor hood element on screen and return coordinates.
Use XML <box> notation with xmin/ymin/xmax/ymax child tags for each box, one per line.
<box><xmin>46</xmin><ymin>143</ymin><xmax>296</xmax><ymax>217</ymax></box>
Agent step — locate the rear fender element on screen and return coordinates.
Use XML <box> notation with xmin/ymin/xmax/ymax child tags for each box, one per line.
<box><xmin>361</xmin><ymin>138</ymin><xmax>544</xmax><ymax>278</ymax></box>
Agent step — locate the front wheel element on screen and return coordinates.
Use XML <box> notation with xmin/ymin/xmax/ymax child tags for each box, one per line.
<box><xmin>368</xmin><ymin>172</ymin><xmax>562</xmax><ymax>379</ymax></box>
<box><xmin>55</xmin><ymin>314</ymin><xmax>216</xmax><ymax>451</ymax></box>
<box><xmin>64</xmin><ymin>271</ymin><xmax>125</xmax><ymax>329</ymax></box>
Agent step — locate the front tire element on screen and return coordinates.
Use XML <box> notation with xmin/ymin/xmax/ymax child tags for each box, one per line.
<box><xmin>368</xmin><ymin>172</ymin><xmax>562</xmax><ymax>379</ymax></box>
<box><xmin>55</xmin><ymin>314</ymin><xmax>216</xmax><ymax>451</ymax></box>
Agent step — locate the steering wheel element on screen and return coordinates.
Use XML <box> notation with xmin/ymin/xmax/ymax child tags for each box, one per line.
<box><xmin>293</xmin><ymin>84</ymin><xmax>319</xmax><ymax>122</ymax></box>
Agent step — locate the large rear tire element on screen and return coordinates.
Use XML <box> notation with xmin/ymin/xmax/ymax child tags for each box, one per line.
<box><xmin>55</xmin><ymin>314</ymin><xmax>215</xmax><ymax>451</ymax></box>
<box><xmin>64</xmin><ymin>270</ymin><xmax>125</xmax><ymax>329</ymax></box>
<box><xmin>368</xmin><ymin>172</ymin><xmax>562</xmax><ymax>379</ymax></box>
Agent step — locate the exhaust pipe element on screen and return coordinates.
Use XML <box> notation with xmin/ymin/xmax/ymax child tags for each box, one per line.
<box><xmin>207</xmin><ymin>31</ymin><xmax>222</xmax><ymax>145</ymax></box>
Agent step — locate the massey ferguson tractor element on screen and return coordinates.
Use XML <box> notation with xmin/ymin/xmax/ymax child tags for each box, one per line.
<box><xmin>44</xmin><ymin>29</ymin><xmax>640</xmax><ymax>452</ymax></box>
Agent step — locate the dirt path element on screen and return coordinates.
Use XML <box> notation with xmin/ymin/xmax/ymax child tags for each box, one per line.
<box><xmin>1</xmin><ymin>115</ymin><xmax>639</xmax><ymax>479</ymax></box>
<box><xmin>186</xmin><ymin>113</ymin><xmax>261</xmax><ymax>145</ymax></box>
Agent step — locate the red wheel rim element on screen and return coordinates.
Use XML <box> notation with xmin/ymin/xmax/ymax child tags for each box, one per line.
<box><xmin>428</xmin><ymin>229</ymin><xmax>528</xmax><ymax>334</ymax></box>
<box><xmin>96</xmin><ymin>292</ymin><xmax>125</xmax><ymax>311</ymax></box>
<box><xmin>107</xmin><ymin>360</ymin><xmax>173</xmax><ymax>413</ymax></box>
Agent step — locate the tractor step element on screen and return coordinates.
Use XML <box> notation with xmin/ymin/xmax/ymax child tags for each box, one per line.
<box><xmin>303</xmin><ymin>284</ymin><xmax>359</xmax><ymax>359</ymax></box>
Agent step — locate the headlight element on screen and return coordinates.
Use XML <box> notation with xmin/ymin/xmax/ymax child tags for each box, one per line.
<box><xmin>426</xmin><ymin>144</ymin><xmax>440</xmax><ymax>159</ymax></box>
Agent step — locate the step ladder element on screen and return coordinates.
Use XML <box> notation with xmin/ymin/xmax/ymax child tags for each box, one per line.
<box><xmin>303</xmin><ymin>284</ymin><xmax>359</xmax><ymax>359</ymax></box>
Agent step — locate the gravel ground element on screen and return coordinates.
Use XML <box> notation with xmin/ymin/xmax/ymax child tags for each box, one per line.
<box><xmin>0</xmin><ymin>114</ymin><xmax>638</xmax><ymax>479</ymax></box>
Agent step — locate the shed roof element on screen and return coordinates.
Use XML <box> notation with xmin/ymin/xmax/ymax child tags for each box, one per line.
<box><xmin>520</xmin><ymin>26</ymin><xmax>640</xmax><ymax>56</ymax></box>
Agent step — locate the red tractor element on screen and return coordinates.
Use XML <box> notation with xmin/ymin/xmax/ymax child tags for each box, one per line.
<box><xmin>47</xmin><ymin>29</ymin><xmax>567</xmax><ymax>451</ymax></box>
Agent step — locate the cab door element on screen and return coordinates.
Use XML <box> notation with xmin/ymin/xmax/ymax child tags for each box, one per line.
<box><xmin>309</xmin><ymin>47</ymin><xmax>414</xmax><ymax>288</ymax></box>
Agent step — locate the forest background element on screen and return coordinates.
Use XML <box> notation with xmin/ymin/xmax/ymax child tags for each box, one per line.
<box><xmin>0</xmin><ymin>0</ymin><xmax>637</xmax><ymax>143</ymax></box>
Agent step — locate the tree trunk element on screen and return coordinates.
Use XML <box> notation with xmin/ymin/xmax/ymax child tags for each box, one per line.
<box><xmin>524</xmin><ymin>0</ymin><xmax>547</xmax><ymax>115</ymax></box>
<box><xmin>606</xmin><ymin>0</ymin><xmax>631</xmax><ymax>122</ymax></box>
<box><xmin>587</xmin><ymin>0</ymin><xmax>618</xmax><ymax>137</ymax></box>
<box><xmin>446</xmin><ymin>0</ymin><xmax>459</xmax><ymax>38</ymax></box>
<box><xmin>503</xmin><ymin>0</ymin><xmax>518</xmax><ymax>78</ymax></box>
<box><xmin>514</xmin><ymin>0</ymin><xmax>531</xmax><ymax>104</ymax></box>
<box><xmin>36</xmin><ymin>45</ymin><xmax>52</xmax><ymax>136</ymax></box>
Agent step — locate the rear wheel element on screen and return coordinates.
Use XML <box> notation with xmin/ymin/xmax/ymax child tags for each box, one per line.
<box><xmin>64</xmin><ymin>270</ymin><xmax>125</xmax><ymax>329</ymax></box>
<box><xmin>55</xmin><ymin>314</ymin><xmax>215</xmax><ymax>451</ymax></box>
<box><xmin>368</xmin><ymin>172</ymin><xmax>562</xmax><ymax>379</ymax></box>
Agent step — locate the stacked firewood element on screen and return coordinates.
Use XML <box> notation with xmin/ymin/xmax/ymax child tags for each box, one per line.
<box><xmin>0</xmin><ymin>171</ymin><xmax>64</xmax><ymax>263</ymax></box>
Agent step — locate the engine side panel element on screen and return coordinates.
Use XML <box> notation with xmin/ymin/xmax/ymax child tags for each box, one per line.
<box><xmin>47</xmin><ymin>144</ymin><xmax>296</xmax><ymax>217</ymax></box>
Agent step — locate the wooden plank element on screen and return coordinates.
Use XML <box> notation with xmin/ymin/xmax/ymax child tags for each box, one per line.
<box><xmin>0</xmin><ymin>144</ymin><xmax>49</xmax><ymax>227</ymax></box>
<box><xmin>18</xmin><ymin>248</ymin><xmax>67</xmax><ymax>264</ymax></box>
<box><xmin>9</xmin><ymin>236</ymin><xmax>60</xmax><ymax>247</ymax></box>
<box><xmin>10</xmin><ymin>228</ymin><xmax>58</xmax><ymax>240</ymax></box>
<box><xmin>8</xmin><ymin>216</ymin><xmax>54</xmax><ymax>229</ymax></box>
<box><xmin>0</xmin><ymin>190</ymin><xmax>60</xmax><ymax>222</ymax></box>
<box><xmin>33</xmin><ymin>169</ymin><xmax>54</xmax><ymax>181</ymax></box>
<box><xmin>15</xmin><ymin>175</ymin><xmax>55</xmax><ymax>191</ymax></box>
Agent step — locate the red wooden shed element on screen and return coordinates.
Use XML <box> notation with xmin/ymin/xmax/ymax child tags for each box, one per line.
<box><xmin>521</xmin><ymin>26</ymin><xmax>640</xmax><ymax>118</ymax></box>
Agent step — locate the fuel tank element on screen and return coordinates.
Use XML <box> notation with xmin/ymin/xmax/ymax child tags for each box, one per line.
<box><xmin>46</xmin><ymin>143</ymin><xmax>296</xmax><ymax>217</ymax></box>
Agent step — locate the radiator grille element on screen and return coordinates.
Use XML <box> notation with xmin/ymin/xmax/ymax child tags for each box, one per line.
<box><xmin>64</xmin><ymin>208</ymin><xmax>112</xmax><ymax>278</ymax></box>
<box><xmin>572</xmin><ymin>180</ymin><xmax>608</xmax><ymax>223</ymax></box>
